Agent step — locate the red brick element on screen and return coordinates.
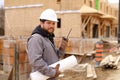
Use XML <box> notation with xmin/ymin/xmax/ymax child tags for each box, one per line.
<box><xmin>19</xmin><ymin>63</ymin><xmax>25</xmax><ymax>74</ymax></box>
<box><xmin>3</xmin><ymin>48</ymin><xmax>15</xmax><ymax>57</ymax></box>
<box><xmin>19</xmin><ymin>53</ymin><xmax>26</xmax><ymax>63</ymax></box>
<box><xmin>3</xmin><ymin>56</ymin><xmax>14</xmax><ymax>65</ymax></box>
<box><xmin>10</xmin><ymin>56</ymin><xmax>14</xmax><ymax>65</ymax></box>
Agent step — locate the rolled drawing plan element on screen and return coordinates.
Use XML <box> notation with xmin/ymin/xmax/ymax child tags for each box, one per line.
<box><xmin>30</xmin><ymin>55</ymin><xmax>78</xmax><ymax>80</ymax></box>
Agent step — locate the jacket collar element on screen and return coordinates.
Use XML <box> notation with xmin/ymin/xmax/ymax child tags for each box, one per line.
<box><xmin>32</xmin><ymin>25</ymin><xmax>55</xmax><ymax>44</ymax></box>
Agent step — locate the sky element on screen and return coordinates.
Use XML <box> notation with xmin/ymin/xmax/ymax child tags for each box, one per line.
<box><xmin>108</xmin><ymin>0</ymin><xmax>119</xmax><ymax>3</ymax></box>
<box><xmin>0</xmin><ymin>0</ymin><xmax>4</xmax><ymax>7</ymax></box>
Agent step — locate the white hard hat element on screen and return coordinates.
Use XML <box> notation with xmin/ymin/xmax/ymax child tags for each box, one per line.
<box><xmin>39</xmin><ymin>9</ymin><xmax>58</xmax><ymax>22</ymax></box>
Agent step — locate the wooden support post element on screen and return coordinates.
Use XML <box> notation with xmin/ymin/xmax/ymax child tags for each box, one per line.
<box><xmin>81</xmin><ymin>16</ymin><xmax>89</xmax><ymax>27</ymax></box>
<box><xmin>82</xmin><ymin>16</ymin><xmax>92</xmax><ymax>31</ymax></box>
<box><xmin>14</xmin><ymin>43</ymin><xmax>19</xmax><ymax>80</ymax></box>
<box><xmin>81</xmin><ymin>16</ymin><xmax>92</xmax><ymax>37</ymax></box>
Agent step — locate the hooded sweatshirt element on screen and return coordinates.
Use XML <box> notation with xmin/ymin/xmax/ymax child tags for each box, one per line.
<box><xmin>27</xmin><ymin>25</ymin><xmax>64</xmax><ymax>80</ymax></box>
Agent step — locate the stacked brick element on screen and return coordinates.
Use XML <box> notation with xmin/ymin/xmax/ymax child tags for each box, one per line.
<box><xmin>17</xmin><ymin>38</ymin><xmax>31</xmax><ymax>80</ymax></box>
<box><xmin>1</xmin><ymin>37</ymin><xmax>31</xmax><ymax>80</ymax></box>
<box><xmin>2</xmin><ymin>39</ymin><xmax>15</xmax><ymax>72</ymax></box>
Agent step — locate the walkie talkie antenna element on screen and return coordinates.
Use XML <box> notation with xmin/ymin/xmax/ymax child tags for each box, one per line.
<box><xmin>66</xmin><ymin>28</ymin><xmax>72</xmax><ymax>39</ymax></box>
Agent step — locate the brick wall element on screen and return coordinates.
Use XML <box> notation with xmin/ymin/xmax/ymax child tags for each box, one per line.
<box><xmin>1</xmin><ymin>37</ymin><xmax>31</xmax><ymax>80</ymax></box>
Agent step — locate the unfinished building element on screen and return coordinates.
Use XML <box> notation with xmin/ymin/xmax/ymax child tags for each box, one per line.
<box><xmin>4</xmin><ymin>0</ymin><xmax>118</xmax><ymax>38</ymax></box>
<box><xmin>3</xmin><ymin>0</ymin><xmax>118</xmax><ymax>54</ymax></box>
<box><xmin>0</xmin><ymin>0</ymin><xmax>118</xmax><ymax>80</ymax></box>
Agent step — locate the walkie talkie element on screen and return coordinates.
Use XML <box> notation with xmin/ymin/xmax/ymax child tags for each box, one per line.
<box><xmin>62</xmin><ymin>28</ymin><xmax>72</xmax><ymax>42</ymax></box>
<box><xmin>59</xmin><ymin>28</ymin><xmax>72</xmax><ymax>51</ymax></box>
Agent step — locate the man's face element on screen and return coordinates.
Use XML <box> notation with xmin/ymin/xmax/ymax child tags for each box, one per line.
<box><xmin>41</xmin><ymin>20</ymin><xmax>56</xmax><ymax>34</ymax></box>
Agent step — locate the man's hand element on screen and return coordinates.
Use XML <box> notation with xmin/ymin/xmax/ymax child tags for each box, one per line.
<box><xmin>53</xmin><ymin>64</ymin><xmax>61</xmax><ymax>78</ymax></box>
<box><xmin>59</xmin><ymin>37</ymin><xmax>68</xmax><ymax>51</ymax></box>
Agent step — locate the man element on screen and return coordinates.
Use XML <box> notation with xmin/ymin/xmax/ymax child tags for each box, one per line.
<box><xmin>27</xmin><ymin>9</ymin><xmax>68</xmax><ymax>80</ymax></box>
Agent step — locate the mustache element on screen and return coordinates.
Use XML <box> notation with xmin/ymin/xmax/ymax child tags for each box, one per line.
<box><xmin>48</xmin><ymin>27</ymin><xmax>54</xmax><ymax>30</ymax></box>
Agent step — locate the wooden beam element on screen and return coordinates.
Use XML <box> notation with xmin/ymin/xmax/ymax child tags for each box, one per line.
<box><xmin>114</xmin><ymin>56</ymin><xmax>120</xmax><ymax>66</ymax></box>
<box><xmin>92</xmin><ymin>66</ymin><xmax>97</xmax><ymax>79</ymax></box>
<box><xmin>81</xmin><ymin>16</ymin><xmax>92</xmax><ymax>37</ymax></box>
<box><xmin>82</xmin><ymin>16</ymin><xmax>92</xmax><ymax>31</ymax></box>
<box><xmin>14</xmin><ymin>43</ymin><xmax>19</xmax><ymax>80</ymax></box>
<box><xmin>100</xmin><ymin>21</ymin><xmax>105</xmax><ymax>30</ymax></box>
<box><xmin>87</xmin><ymin>64</ymin><xmax>93</xmax><ymax>78</ymax></box>
<box><xmin>8</xmin><ymin>67</ymin><xmax>13</xmax><ymax>80</ymax></box>
<box><xmin>81</xmin><ymin>16</ymin><xmax>89</xmax><ymax>27</ymax></box>
<box><xmin>78</xmin><ymin>54</ymin><xmax>87</xmax><ymax>63</ymax></box>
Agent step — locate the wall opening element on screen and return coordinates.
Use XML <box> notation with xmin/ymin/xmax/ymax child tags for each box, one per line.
<box><xmin>90</xmin><ymin>1</ymin><xmax>92</xmax><ymax>7</ymax></box>
<box><xmin>0</xmin><ymin>8</ymin><xmax>5</xmax><ymax>36</ymax></box>
<box><xmin>57</xmin><ymin>18</ymin><xmax>61</xmax><ymax>28</ymax></box>
<box><xmin>57</xmin><ymin>0</ymin><xmax>61</xmax><ymax>3</ymax></box>
<box><xmin>92</xmin><ymin>24</ymin><xmax>98</xmax><ymax>38</ymax></box>
<box><xmin>84</xmin><ymin>0</ymin><xmax>86</xmax><ymax>4</ymax></box>
<box><xmin>115</xmin><ymin>27</ymin><xmax>117</xmax><ymax>37</ymax></box>
<box><xmin>106</xmin><ymin>26</ymin><xmax>110</xmax><ymax>37</ymax></box>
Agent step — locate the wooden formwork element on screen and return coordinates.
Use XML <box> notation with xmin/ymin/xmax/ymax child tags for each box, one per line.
<box><xmin>54</xmin><ymin>37</ymin><xmax>100</xmax><ymax>63</ymax></box>
<box><xmin>0</xmin><ymin>37</ymin><xmax>4</xmax><ymax>70</ymax></box>
<box><xmin>54</xmin><ymin>37</ymin><xmax>100</xmax><ymax>55</ymax></box>
<box><xmin>54</xmin><ymin>37</ymin><xmax>81</xmax><ymax>53</ymax></box>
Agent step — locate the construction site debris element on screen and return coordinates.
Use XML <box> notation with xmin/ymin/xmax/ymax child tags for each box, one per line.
<box><xmin>87</xmin><ymin>64</ymin><xmax>93</xmax><ymax>78</ymax></box>
<box><xmin>100</xmin><ymin>55</ymin><xmax>120</xmax><ymax>69</ymax></box>
<box><xmin>86</xmin><ymin>64</ymin><xmax>97</xmax><ymax>79</ymax></box>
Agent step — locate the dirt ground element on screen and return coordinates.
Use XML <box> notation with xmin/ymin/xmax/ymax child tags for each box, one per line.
<box><xmin>58</xmin><ymin>67</ymin><xmax>120</xmax><ymax>80</ymax></box>
<box><xmin>58</xmin><ymin>52</ymin><xmax>120</xmax><ymax>80</ymax></box>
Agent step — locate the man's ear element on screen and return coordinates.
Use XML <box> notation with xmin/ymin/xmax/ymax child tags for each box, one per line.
<box><xmin>40</xmin><ymin>21</ymin><xmax>43</xmax><ymax>28</ymax></box>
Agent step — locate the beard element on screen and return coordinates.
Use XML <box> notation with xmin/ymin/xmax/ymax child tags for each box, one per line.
<box><xmin>48</xmin><ymin>28</ymin><xmax>54</xmax><ymax>33</ymax></box>
<box><xmin>42</xmin><ymin>26</ymin><xmax>54</xmax><ymax>34</ymax></box>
